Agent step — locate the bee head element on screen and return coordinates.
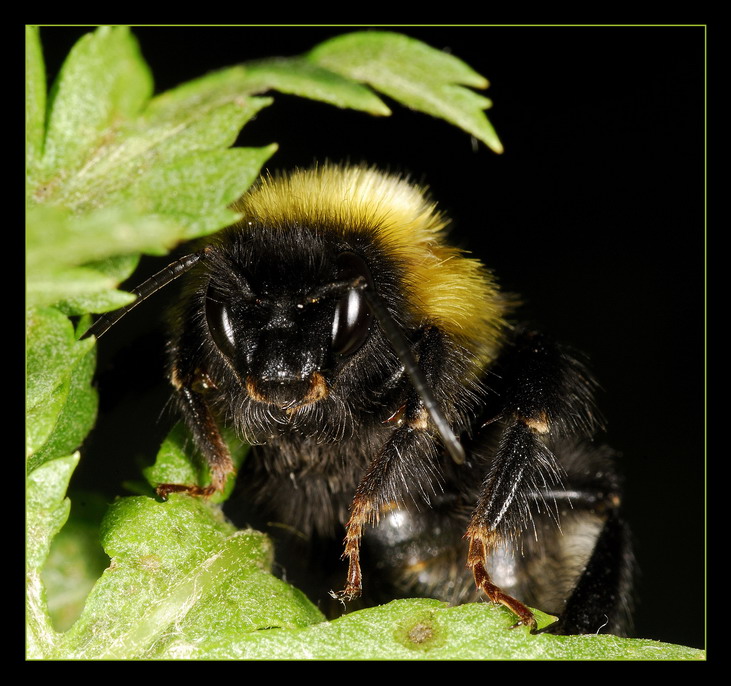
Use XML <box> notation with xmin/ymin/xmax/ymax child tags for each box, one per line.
<box><xmin>202</xmin><ymin>227</ymin><xmax>377</xmax><ymax>410</ymax></box>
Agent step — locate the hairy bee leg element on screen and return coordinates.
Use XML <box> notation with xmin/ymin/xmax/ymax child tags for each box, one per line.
<box><xmin>341</xmin><ymin>516</ymin><xmax>364</xmax><ymax>599</ymax></box>
<box><xmin>465</xmin><ymin>421</ymin><xmax>556</xmax><ymax>630</ymax></box>
<box><xmin>156</xmin><ymin>375</ymin><xmax>235</xmax><ymax>498</ymax></box>
<box><xmin>340</xmin><ymin>425</ymin><xmax>431</xmax><ymax>599</ymax></box>
<box><xmin>464</xmin><ymin>329</ymin><xmax>602</xmax><ymax>628</ymax></box>
<box><xmin>340</xmin><ymin>326</ymin><xmax>456</xmax><ymax>600</ymax></box>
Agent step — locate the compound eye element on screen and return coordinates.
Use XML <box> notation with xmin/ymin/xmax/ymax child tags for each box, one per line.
<box><xmin>331</xmin><ymin>252</ymin><xmax>373</xmax><ymax>356</ymax></box>
<box><xmin>205</xmin><ymin>287</ymin><xmax>236</xmax><ymax>360</ymax></box>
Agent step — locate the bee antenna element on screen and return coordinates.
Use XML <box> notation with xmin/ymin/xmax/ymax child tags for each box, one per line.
<box><xmin>360</xmin><ymin>285</ymin><xmax>466</xmax><ymax>465</ymax></box>
<box><xmin>80</xmin><ymin>251</ymin><xmax>206</xmax><ymax>341</ymax></box>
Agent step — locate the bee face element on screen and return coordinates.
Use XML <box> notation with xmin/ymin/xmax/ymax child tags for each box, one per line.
<box><xmin>201</xmin><ymin>230</ymin><xmax>378</xmax><ymax>409</ymax></box>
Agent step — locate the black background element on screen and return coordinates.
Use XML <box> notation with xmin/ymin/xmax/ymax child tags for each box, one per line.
<box><xmin>37</xmin><ymin>26</ymin><xmax>705</xmax><ymax>650</ymax></box>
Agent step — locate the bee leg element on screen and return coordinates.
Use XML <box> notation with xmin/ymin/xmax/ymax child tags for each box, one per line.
<box><xmin>467</xmin><ymin>536</ymin><xmax>538</xmax><ymax>629</ymax></box>
<box><xmin>340</xmin><ymin>326</ymin><xmax>455</xmax><ymax>600</ymax></box>
<box><xmin>466</xmin><ymin>329</ymin><xmax>602</xmax><ymax>629</ymax></box>
<box><xmin>465</xmin><ymin>421</ymin><xmax>550</xmax><ymax>630</ymax></box>
<box><xmin>545</xmin><ymin>485</ymin><xmax>633</xmax><ymax>635</ymax></box>
<box><xmin>341</xmin><ymin>424</ymin><xmax>438</xmax><ymax>600</ymax></box>
<box><xmin>157</xmin><ymin>367</ymin><xmax>235</xmax><ymax>499</ymax></box>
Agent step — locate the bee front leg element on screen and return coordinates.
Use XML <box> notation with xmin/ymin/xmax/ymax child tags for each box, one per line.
<box><xmin>340</xmin><ymin>419</ymin><xmax>439</xmax><ymax>600</ymax></box>
<box><xmin>157</xmin><ymin>365</ymin><xmax>236</xmax><ymax>499</ymax></box>
<box><xmin>340</xmin><ymin>325</ymin><xmax>458</xmax><ymax>600</ymax></box>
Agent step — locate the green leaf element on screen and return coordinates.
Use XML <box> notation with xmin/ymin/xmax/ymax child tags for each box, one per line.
<box><xmin>309</xmin><ymin>31</ymin><xmax>503</xmax><ymax>153</ymax></box>
<box><xmin>26</xmin><ymin>204</ymin><xmax>180</xmax><ymax>271</ymax></box>
<box><xmin>41</xmin><ymin>491</ymin><xmax>110</xmax><ymax>632</ymax></box>
<box><xmin>39</xmin><ymin>88</ymin><xmax>272</xmax><ymax>211</ymax></box>
<box><xmin>26</xmin><ymin>308</ymin><xmax>95</xmax><ymax>464</ymax></box>
<box><xmin>143</xmin><ymin>65</ymin><xmax>262</xmax><ymax>123</ymax></box>
<box><xmin>27</xmin><ymin>266</ymin><xmax>132</xmax><ymax>310</ymax></box>
<box><xmin>54</xmin><ymin>494</ymin><xmax>323</xmax><ymax>659</ymax></box>
<box><xmin>26</xmin><ymin>454</ymin><xmax>79</xmax><ymax>658</ymax></box>
<box><xmin>110</xmin><ymin>595</ymin><xmax>706</xmax><ymax>661</ymax></box>
<box><xmin>41</xmin><ymin>26</ymin><xmax>153</xmax><ymax>180</ymax></box>
<box><xmin>27</xmin><ymin>326</ymin><xmax>98</xmax><ymax>473</ymax></box>
<box><xmin>139</xmin><ymin>69</ymin><xmax>276</xmax><ymax>168</ymax></box>
<box><xmin>30</xmin><ymin>29</ymin><xmax>274</xmax><ymax>215</ymax></box>
<box><xmin>26</xmin><ymin>205</ymin><xmax>178</xmax><ymax>310</ymax></box>
<box><xmin>119</xmin><ymin>144</ymin><xmax>278</xmax><ymax>241</ymax></box>
<box><xmin>52</xmin><ymin>93</ymin><xmax>273</xmax><ymax>212</ymax></box>
<box><xmin>26</xmin><ymin>26</ymin><xmax>46</xmax><ymax>191</ymax></box>
<box><xmin>242</xmin><ymin>57</ymin><xmax>391</xmax><ymax>114</ymax></box>
<box><xmin>55</xmin><ymin>254</ymin><xmax>141</xmax><ymax>316</ymax></box>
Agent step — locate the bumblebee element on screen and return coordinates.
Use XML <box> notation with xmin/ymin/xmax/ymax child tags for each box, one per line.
<box><xmin>85</xmin><ymin>163</ymin><xmax>633</xmax><ymax>634</ymax></box>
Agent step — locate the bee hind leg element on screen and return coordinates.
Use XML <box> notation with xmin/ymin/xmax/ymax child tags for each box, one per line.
<box><xmin>542</xmin><ymin>481</ymin><xmax>634</xmax><ymax>636</ymax></box>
